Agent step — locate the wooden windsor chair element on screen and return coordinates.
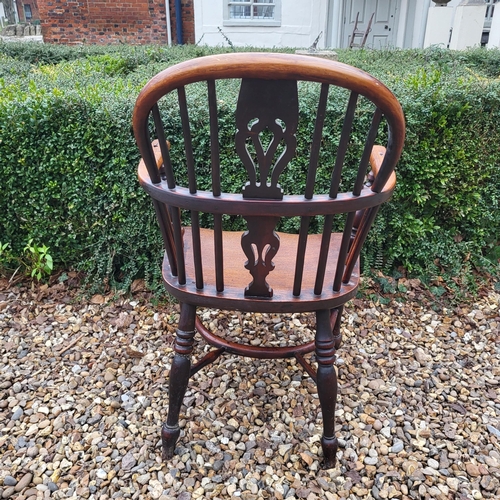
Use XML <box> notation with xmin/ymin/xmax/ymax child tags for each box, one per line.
<box><xmin>133</xmin><ymin>53</ymin><xmax>405</xmax><ymax>468</ymax></box>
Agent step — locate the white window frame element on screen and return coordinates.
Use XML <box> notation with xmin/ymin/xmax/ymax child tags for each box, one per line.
<box><xmin>24</xmin><ymin>4</ymin><xmax>33</xmax><ymax>21</ymax></box>
<box><xmin>224</xmin><ymin>0</ymin><xmax>281</xmax><ymax>27</ymax></box>
<box><xmin>485</xmin><ymin>0</ymin><xmax>499</xmax><ymax>30</ymax></box>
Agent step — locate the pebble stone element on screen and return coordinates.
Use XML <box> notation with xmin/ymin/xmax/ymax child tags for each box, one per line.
<box><xmin>14</xmin><ymin>473</ymin><xmax>33</xmax><ymax>492</ymax></box>
<box><xmin>0</xmin><ymin>277</ymin><xmax>499</xmax><ymax>499</ymax></box>
<box><xmin>11</xmin><ymin>407</ymin><xmax>23</xmax><ymax>421</ymax></box>
<box><xmin>390</xmin><ymin>441</ymin><xmax>404</xmax><ymax>454</ymax></box>
<box><xmin>2</xmin><ymin>487</ymin><xmax>16</xmax><ymax>498</ymax></box>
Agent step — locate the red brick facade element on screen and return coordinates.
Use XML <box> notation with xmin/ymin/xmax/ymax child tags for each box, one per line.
<box><xmin>37</xmin><ymin>0</ymin><xmax>194</xmax><ymax>45</ymax></box>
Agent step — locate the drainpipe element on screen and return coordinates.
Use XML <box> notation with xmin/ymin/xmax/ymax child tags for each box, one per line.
<box><xmin>175</xmin><ymin>0</ymin><xmax>183</xmax><ymax>44</ymax></box>
<box><xmin>165</xmin><ymin>0</ymin><xmax>172</xmax><ymax>45</ymax></box>
<box><xmin>13</xmin><ymin>0</ymin><xmax>20</xmax><ymax>23</ymax></box>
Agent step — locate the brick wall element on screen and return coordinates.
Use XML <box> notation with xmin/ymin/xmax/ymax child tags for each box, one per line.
<box><xmin>37</xmin><ymin>0</ymin><xmax>195</xmax><ymax>45</ymax></box>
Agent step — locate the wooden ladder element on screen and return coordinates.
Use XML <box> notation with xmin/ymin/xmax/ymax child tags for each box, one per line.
<box><xmin>349</xmin><ymin>12</ymin><xmax>374</xmax><ymax>48</ymax></box>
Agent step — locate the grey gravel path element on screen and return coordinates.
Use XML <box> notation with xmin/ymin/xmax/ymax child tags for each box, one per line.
<box><xmin>0</xmin><ymin>279</ymin><xmax>499</xmax><ymax>499</ymax></box>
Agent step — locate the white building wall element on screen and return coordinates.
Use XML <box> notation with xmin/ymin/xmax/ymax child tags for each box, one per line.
<box><xmin>410</xmin><ymin>0</ymin><xmax>432</xmax><ymax>48</ymax></box>
<box><xmin>423</xmin><ymin>5</ymin><xmax>454</xmax><ymax>47</ymax></box>
<box><xmin>193</xmin><ymin>0</ymin><xmax>490</xmax><ymax>50</ymax></box>
<box><xmin>326</xmin><ymin>0</ymin><xmax>342</xmax><ymax>47</ymax></box>
<box><xmin>395</xmin><ymin>0</ymin><xmax>409</xmax><ymax>47</ymax></box>
<box><xmin>194</xmin><ymin>0</ymin><xmax>329</xmax><ymax>48</ymax></box>
<box><xmin>449</xmin><ymin>1</ymin><xmax>487</xmax><ymax>49</ymax></box>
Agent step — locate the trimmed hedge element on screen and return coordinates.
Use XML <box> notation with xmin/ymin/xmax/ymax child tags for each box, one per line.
<box><xmin>0</xmin><ymin>44</ymin><xmax>499</xmax><ymax>291</ymax></box>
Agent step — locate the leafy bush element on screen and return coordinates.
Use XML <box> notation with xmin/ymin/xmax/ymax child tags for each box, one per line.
<box><xmin>387</xmin><ymin>64</ymin><xmax>500</xmax><ymax>277</ymax></box>
<box><xmin>0</xmin><ymin>239</ymin><xmax>53</xmax><ymax>281</ymax></box>
<box><xmin>0</xmin><ymin>43</ymin><xmax>499</xmax><ymax>291</ymax></box>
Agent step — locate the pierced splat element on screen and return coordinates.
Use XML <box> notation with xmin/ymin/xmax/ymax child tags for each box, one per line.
<box><xmin>236</xmin><ymin>79</ymin><xmax>298</xmax><ymax>297</ymax></box>
<box><xmin>236</xmin><ymin>79</ymin><xmax>299</xmax><ymax>200</ymax></box>
<box><xmin>241</xmin><ymin>216</ymin><xmax>280</xmax><ymax>297</ymax></box>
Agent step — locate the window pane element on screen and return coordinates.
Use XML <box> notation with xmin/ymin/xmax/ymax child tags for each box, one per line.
<box><xmin>254</xmin><ymin>0</ymin><xmax>274</xmax><ymax>3</ymax></box>
<box><xmin>253</xmin><ymin>5</ymin><xmax>274</xmax><ymax>18</ymax></box>
<box><xmin>230</xmin><ymin>5</ymin><xmax>252</xmax><ymax>18</ymax></box>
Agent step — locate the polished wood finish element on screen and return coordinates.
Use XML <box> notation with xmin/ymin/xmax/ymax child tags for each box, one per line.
<box><xmin>162</xmin><ymin>302</ymin><xmax>196</xmax><ymax>460</ymax></box>
<box><xmin>316</xmin><ymin>308</ymin><xmax>339</xmax><ymax>468</ymax></box>
<box><xmin>133</xmin><ymin>52</ymin><xmax>405</xmax><ymax>469</ymax></box>
<box><xmin>237</xmin><ymin>78</ymin><xmax>298</xmax><ymax>200</ymax></box>
<box><xmin>163</xmin><ymin>228</ymin><xmax>359</xmax><ymax>313</ymax></box>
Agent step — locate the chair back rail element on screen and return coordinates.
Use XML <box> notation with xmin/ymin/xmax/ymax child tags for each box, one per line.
<box><xmin>134</xmin><ymin>53</ymin><xmax>404</xmax><ymax>302</ymax></box>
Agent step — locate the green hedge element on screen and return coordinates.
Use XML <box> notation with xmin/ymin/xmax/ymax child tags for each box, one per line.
<box><xmin>0</xmin><ymin>43</ymin><xmax>499</xmax><ymax>291</ymax></box>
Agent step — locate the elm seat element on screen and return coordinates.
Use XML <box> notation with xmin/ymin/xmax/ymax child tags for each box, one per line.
<box><xmin>133</xmin><ymin>52</ymin><xmax>405</xmax><ymax>468</ymax></box>
<box><xmin>164</xmin><ymin>228</ymin><xmax>360</xmax><ymax>311</ymax></box>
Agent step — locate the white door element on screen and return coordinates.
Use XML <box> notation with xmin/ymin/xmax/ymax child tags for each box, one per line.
<box><xmin>342</xmin><ymin>0</ymin><xmax>400</xmax><ymax>48</ymax></box>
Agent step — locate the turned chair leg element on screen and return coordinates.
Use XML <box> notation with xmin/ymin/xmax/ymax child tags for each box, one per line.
<box><xmin>162</xmin><ymin>303</ymin><xmax>196</xmax><ymax>461</ymax></box>
<box><xmin>315</xmin><ymin>307</ymin><xmax>342</xmax><ymax>468</ymax></box>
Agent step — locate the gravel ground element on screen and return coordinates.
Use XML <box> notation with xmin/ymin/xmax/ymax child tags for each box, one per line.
<box><xmin>0</xmin><ymin>276</ymin><xmax>499</xmax><ymax>500</ymax></box>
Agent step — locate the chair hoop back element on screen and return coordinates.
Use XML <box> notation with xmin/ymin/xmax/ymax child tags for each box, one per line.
<box><xmin>133</xmin><ymin>52</ymin><xmax>405</xmax><ymax>312</ymax></box>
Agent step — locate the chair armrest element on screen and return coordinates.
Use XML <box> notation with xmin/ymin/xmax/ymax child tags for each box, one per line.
<box><xmin>348</xmin><ymin>144</ymin><xmax>397</xmax><ymax>260</ymax></box>
<box><xmin>138</xmin><ymin>139</ymin><xmax>182</xmax><ymax>276</ymax></box>
<box><xmin>138</xmin><ymin>139</ymin><xmax>172</xmax><ymax>189</ymax></box>
<box><xmin>369</xmin><ymin>145</ymin><xmax>396</xmax><ymax>193</ymax></box>
<box><xmin>153</xmin><ymin>139</ymin><xmax>170</xmax><ymax>171</ymax></box>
